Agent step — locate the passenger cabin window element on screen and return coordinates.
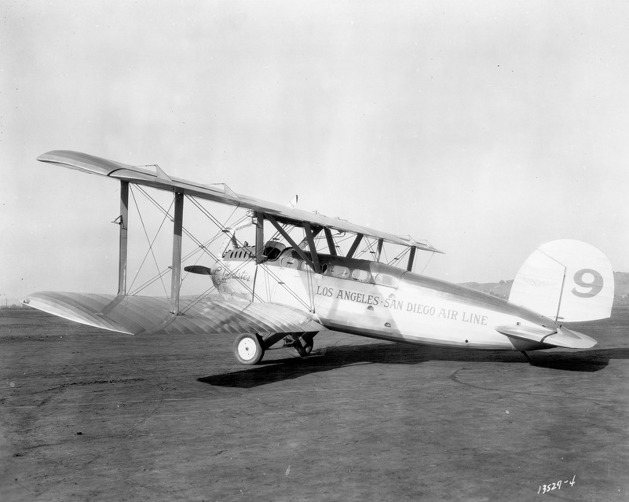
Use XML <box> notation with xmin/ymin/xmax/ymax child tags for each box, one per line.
<box><xmin>374</xmin><ymin>273</ymin><xmax>400</xmax><ymax>288</ymax></box>
<box><xmin>352</xmin><ymin>269</ymin><xmax>372</xmax><ymax>283</ymax></box>
<box><xmin>330</xmin><ymin>265</ymin><xmax>350</xmax><ymax>279</ymax></box>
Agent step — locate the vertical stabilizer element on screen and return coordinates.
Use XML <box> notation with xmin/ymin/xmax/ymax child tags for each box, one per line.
<box><xmin>509</xmin><ymin>240</ymin><xmax>614</xmax><ymax>322</ymax></box>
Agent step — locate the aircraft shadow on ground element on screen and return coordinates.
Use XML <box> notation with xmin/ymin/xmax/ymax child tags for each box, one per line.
<box><xmin>199</xmin><ymin>343</ymin><xmax>629</xmax><ymax>389</ymax></box>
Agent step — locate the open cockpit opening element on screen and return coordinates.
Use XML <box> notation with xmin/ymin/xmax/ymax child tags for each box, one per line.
<box><xmin>262</xmin><ymin>240</ymin><xmax>286</xmax><ymax>261</ymax></box>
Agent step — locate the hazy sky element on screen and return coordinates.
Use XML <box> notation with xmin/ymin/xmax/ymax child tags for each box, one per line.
<box><xmin>2</xmin><ymin>1</ymin><xmax>629</xmax><ymax>303</ymax></box>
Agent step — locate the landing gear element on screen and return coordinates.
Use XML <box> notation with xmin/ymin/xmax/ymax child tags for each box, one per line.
<box><xmin>233</xmin><ymin>333</ymin><xmax>265</xmax><ymax>365</ymax></box>
<box><xmin>301</xmin><ymin>338</ymin><xmax>314</xmax><ymax>355</ymax></box>
<box><xmin>293</xmin><ymin>338</ymin><xmax>313</xmax><ymax>357</ymax></box>
<box><xmin>232</xmin><ymin>331</ymin><xmax>319</xmax><ymax>364</ymax></box>
<box><xmin>286</xmin><ymin>332</ymin><xmax>316</xmax><ymax>357</ymax></box>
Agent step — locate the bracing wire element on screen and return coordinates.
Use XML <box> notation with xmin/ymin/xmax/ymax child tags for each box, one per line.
<box><xmin>357</xmin><ymin>237</ymin><xmax>377</xmax><ymax>260</ymax></box>
<box><xmin>388</xmin><ymin>246</ymin><xmax>410</xmax><ymax>266</ymax></box>
<box><xmin>128</xmin><ymin>186</ymin><xmax>172</xmax><ymax>297</ymax></box>
<box><xmin>132</xmin><ymin>188</ymin><xmax>256</xmax><ymax>300</ymax></box>
<box><xmin>128</xmin><ymin>187</ymin><xmax>241</xmax><ymax>297</ymax></box>
<box><xmin>420</xmin><ymin>252</ymin><xmax>436</xmax><ymax>274</ymax></box>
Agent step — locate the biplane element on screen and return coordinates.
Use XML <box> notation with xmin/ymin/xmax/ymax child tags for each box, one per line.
<box><xmin>24</xmin><ymin>151</ymin><xmax>615</xmax><ymax>365</ymax></box>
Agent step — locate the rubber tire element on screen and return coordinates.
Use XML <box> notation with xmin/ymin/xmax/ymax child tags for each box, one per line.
<box><xmin>233</xmin><ymin>333</ymin><xmax>264</xmax><ymax>365</ymax></box>
<box><xmin>292</xmin><ymin>338</ymin><xmax>314</xmax><ymax>357</ymax></box>
<box><xmin>302</xmin><ymin>339</ymin><xmax>314</xmax><ymax>355</ymax></box>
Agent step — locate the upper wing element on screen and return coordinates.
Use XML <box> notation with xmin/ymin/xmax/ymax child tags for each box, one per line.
<box><xmin>23</xmin><ymin>291</ymin><xmax>324</xmax><ymax>336</ymax></box>
<box><xmin>37</xmin><ymin>150</ymin><xmax>442</xmax><ymax>253</ymax></box>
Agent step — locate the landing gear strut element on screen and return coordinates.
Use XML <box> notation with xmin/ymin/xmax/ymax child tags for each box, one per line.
<box><xmin>294</xmin><ymin>338</ymin><xmax>313</xmax><ymax>357</ymax></box>
<box><xmin>289</xmin><ymin>332</ymin><xmax>315</xmax><ymax>357</ymax></box>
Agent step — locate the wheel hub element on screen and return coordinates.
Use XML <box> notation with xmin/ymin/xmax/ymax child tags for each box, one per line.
<box><xmin>237</xmin><ymin>337</ymin><xmax>257</xmax><ymax>361</ymax></box>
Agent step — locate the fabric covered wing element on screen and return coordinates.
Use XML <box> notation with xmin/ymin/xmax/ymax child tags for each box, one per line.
<box><xmin>37</xmin><ymin>150</ymin><xmax>441</xmax><ymax>253</ymax></box>
<box><xmin>23</xmin><ymin>292</ymin><xmax>324</xmax><ymax>336</ymax></box>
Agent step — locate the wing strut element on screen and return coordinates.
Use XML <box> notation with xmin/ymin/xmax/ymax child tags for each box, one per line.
<box><xmin>267</xmin><ymin>215</ymin><xmax>321</xmax><ymax>273</ymax></box>
<box><xmin>406</xmin><ymin>246</ymin><xmax>417</xmax><ymax>272</ymax></box>
<box><xmin>254</xmin><ymin>212</ymin><xmax>265</xmax><ymax>264</ymax></box>
<box><xmin>303</xmin><ymin>223</ymin><xmax>321</xmax><ymax>273</ymax></box>
<box><xmin>376</xmin><ymin>238</ymin><xmax>384</xmax><ymax>262</ymax></box>
<box><xmin>347</xmin><ymin>233</ymin><xmax>363</xmax><ymax>259</ymax></box>
<box><xmin>117</xmin><ymin>181</ymin><xmax>129</xmax><ymax>295</ymax></box>
<box><xmin>170</xmin><ymin>192</ymin><xmax>184</xmax><ymax>314</ymax></box>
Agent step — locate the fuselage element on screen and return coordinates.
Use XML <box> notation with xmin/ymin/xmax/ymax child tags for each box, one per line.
<box><xmin>213</xmin><ymin>246</ymin><xmax>555</xmax><ymax>351</ymax></box>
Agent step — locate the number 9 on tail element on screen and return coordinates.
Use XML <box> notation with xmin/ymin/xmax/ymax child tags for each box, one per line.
<box><xmin>508</xmin><ymin>239</ymin><xmax>614</xmax><ymax>322</ymax></box>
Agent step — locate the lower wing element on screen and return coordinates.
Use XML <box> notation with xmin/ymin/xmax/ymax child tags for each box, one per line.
<box><xmin>23</xmin><ymin>292</ymin><xmax>323</xmax><ymax>336</ymax></box>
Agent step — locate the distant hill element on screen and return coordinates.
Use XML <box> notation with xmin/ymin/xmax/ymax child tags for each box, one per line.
<box><xmin>0</xmin><ymin>303</ymin><xmax>28</xmax><ymax>310</ymax></box>
<box><xmin>462</xmin><ymin>272</ymin><xmax>629</xmax><ymax>306</ymax></box>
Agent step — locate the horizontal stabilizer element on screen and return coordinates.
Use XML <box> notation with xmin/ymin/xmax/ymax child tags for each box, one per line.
<box><xmin>496</xmin><ymin>324</ymin><xmax>555</xmax><ymax>343</ymax></box>
<box><xmin>496</xmin><ymin>324</ymin><xmax>597</xmax><ymax>349</ymax></box>
<box><xmin>23</xmin><ymin>291</ymin><xmax>324</xmax><ymax>336</ymax></box>
<box><xmin>542</xmin><ymin>326</ymin><xmax>597</xmax><ymax>349</ymax></box>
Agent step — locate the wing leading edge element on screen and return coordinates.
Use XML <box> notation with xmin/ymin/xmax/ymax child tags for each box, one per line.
<box><xmin>23</xmin><ymin>292</ymin><xmax>324</xmax><ymax>336</ymax></box>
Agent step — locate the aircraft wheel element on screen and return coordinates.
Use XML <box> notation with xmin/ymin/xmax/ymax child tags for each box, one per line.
<box><xmin>233</xmin><ymin>333</ymin><xmax>264</xmax><ymax>365</ymax></box>
<box><xmin>292</xmin><ymin>338</ymin><xmax>314</xmax><ymax>357</ymax></box>
<box><xmin>302</xmin><ymin>339</ymin><xmax>314</xmax><ymax>355</ymax></box>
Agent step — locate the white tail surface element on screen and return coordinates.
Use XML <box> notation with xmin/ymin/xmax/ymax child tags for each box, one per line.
<box><xmin>509</xmin><ymin>240</ymin><xmax>614</xmax><ymax>322</ymax></box>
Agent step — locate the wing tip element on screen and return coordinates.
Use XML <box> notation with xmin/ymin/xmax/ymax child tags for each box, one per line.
<box><xmin>23</xmin><ymin>292</ymin><xmax>134</xmax><ymax>335</ymax></box>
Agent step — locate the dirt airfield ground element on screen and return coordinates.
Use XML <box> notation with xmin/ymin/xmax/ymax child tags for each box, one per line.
<box><xmin>1</xmin><ymin>308</ymin><xmax>628</xmax><ymax>501</ymax></box>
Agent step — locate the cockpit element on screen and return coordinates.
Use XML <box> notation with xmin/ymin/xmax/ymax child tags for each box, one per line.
<box><xmin>221</xmin><ymin>236</ymin><xmax>402</xmax><ymax>289</ymax></box>
<box><xmin>262</xmin><ymin>241</ymin><xmax>286</xmax><ymax>261</ymax></box>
